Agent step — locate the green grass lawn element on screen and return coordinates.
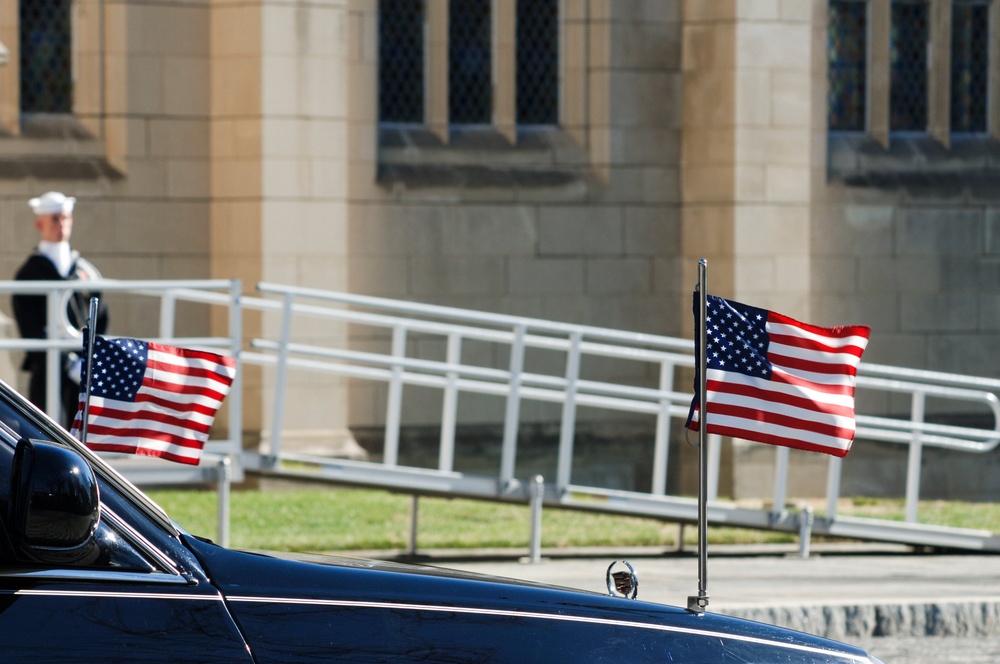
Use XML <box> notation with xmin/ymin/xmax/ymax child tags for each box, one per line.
<box><xmin>144</xmin><ymin>484</ymin><xmax>1000</xmax><ymax>553</ymax></box>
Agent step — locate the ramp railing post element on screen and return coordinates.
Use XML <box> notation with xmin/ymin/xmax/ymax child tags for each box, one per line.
<box><xmin>438</xmin><ymin>332</ymin><xmax>461</xmax><ymax>472</ymax></box>
<box><xmin>159</xmin><ymin>290</ymin><xmax>177</xmax><ymax>338</ymax></box>
<box><xmin>268</xmin><ymin>292</ymin><xmax>295</xmax><ymax>462</ymax></box>
<box><xmin>798</xmin><ymin>504</ymin><xmax>813</xmax><ymax>559</ymax></box>
<box><xmin>826</xmin><ymin>456</ymin><xmax>842</xmax><ymax>519</ymax></box>
<box><xmin>905</xmin><ymin>391</ymin><xmax>927</xmax><ymax>523</ymax></box>
<box><xmin>227</xmin><ymin>279</ymin><xmax>243</xmax><ymax>463</ymax></box>
<box><xmin>773</xmin><ymin>446</ymin><xmax>790</xmax><ymax>512</ymax></box>
<box><xmin>651</xmin><ymin>360</ymin><xmax>674</xmax><ymax>495</ymax></box>
<box><xmin>499</xmin><ymin>324</ymin><xmax>526</xmax><ymax>490</ymax></box>
<box><xmin>527</xmin><ymin>475</ymin><xmax>544</xmax><ymax>563</ymax></box>
<box><xmin>556</xmin><ymin>332</ymin><xmax>582</xmax><ymax>491</ymax></box>
<box><xmin>217</xmin><ymin>456</ymin><xmax>232</xmax><ymax>548</ymax></box>
<box><xmin>384</xmin><ymin>325</ymin><xmax>407</xmax><ymax>467</ymax></box>
<box><xmin>408</xmin><ymin>495</ymin><xmax>419</xmax><ymax>556</ymax></box>
<box><xmin>45</xmin><ymin>290</ymin><xmax>63</xmax><ymax>420</ymax></box>
<box><xmin>707</xmin><ymin>434</ymin><xmax>722</xmax><ymax>501</ymax></box>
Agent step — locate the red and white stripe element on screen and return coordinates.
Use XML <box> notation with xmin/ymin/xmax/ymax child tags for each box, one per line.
<box><xmin>690</xmin><ymin>311</ymin><xmax>870</xmax><ymax>457</ymax></box>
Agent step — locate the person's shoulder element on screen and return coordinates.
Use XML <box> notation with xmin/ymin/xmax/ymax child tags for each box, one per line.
<box><xmin>14</xmin><ymin>253</ymin><xmax>55</xmax><ymax>281</ymax></box>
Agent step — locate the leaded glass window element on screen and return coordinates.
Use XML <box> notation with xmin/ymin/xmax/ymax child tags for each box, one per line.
<box><xmin>449</xmin><ymin>0</ymin><xmax>491</xmax><ymax>125</ymax></box>
<box><xmin>890</xmin><ymin>1</ymin><xmax>928</xmax><ymax>132</ymax></box>
<box><xmin>517</xmin><ymin>0</ymin><xmax>558</xmax><ymax>126</ymax></box>
<box><xmin>951</xmin><ymin>0</ymin><xmax>988</xmax><ymax>134</ymax></box>
<box><xmin>20</xmin><ymin>0</ymin><xmax>72</xmax><ymax>114</ymax></box>
<box><xmin>828</xmin><ymin>0</ymin><xmax>867</xmax><ymax>131</ymax></box>
<box><xmin>379</xmin><ymin>0</ymin><xmax>425</xmax><ymax>124</ymax></box>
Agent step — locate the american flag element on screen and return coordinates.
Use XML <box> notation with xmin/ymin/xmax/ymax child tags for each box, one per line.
<box><xmin>71</xmin><ymin>335</ymin><xmax>237</xmax><ymax>465</ymax></box>
<box><xmin>686</xmin><ymin>294</ymin><xmax>870</xmax><ymax>458</ymax></box>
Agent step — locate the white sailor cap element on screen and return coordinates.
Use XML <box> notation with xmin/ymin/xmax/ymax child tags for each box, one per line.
<box><xmin>28</xmin><ymin>191</ymin><xmax>76</xmax><ymax>216</ymax></box>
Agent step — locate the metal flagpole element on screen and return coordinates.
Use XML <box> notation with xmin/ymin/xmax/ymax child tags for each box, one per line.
<box><xmin>79</xmin><ymin>298</ymin><xmax>100</xmax><ymax>445</ymax></box>
<box><xmin>687</xmin><ymin>259</ymin><xmax>710</xmax><ymax>613</ymax></box>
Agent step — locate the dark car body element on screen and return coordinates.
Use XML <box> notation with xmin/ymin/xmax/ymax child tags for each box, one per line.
<box><xmin>0</xmin><ymin>380</ymin><xmax>880</xmax><ymax>663</ymax></box>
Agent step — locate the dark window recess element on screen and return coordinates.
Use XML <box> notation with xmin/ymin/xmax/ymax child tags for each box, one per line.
<box><xmin>379</xmin><ymin>0</ymin><xmax>425</xmax><ymax>124</ymax></box>
<box><xmin>828</xmin><ymin>0</ymin><xmax>868</xmax><ymax>131</ymax></box>
<box><xmin>890</xmin><ymin>1</ymin><xmax>929</xmax><ymax>132</ymax></box>
<box><xmin>951</xmin><ymin>0</ymin><xmax>989</xmax><ymax>134</ymax></box>
<box><xmin>517</xmin><ymin>0</ymin><xmax>559</xmax><ymax>126</ymax></box>
<box><xmin>20</xmin><ymin>0</ymin><xmax>72</xmax><ymax>114</ymax></box>
<box><xmin>449</xmin><ymin>0</ymin><xmax>491</xmax><ymax>125</ymax></box>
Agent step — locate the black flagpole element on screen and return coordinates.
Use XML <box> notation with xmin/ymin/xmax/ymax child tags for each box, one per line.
<box><xmin>80</xmin><ymin>297</ymin><xmax>99</xmax><ymax>444</ymax></box>
<box><xmin>688</xmin><ymin>259</ymin><xmax>710</xmax><ymax>613</ymax></box>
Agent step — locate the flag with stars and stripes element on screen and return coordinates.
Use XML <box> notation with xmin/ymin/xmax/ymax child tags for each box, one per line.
<box><xmin>70</xmin><ymin>335</ymin><xmax>237</xmax><ymax>465</ymax></box>
<box><xmin>686</xmin><ymin>294</ymin><xmax>870</xmax><ymax>458</ymax></box>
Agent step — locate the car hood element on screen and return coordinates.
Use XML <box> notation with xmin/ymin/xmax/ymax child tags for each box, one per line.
<box><xmin>185</xmin><ymin>536</ymin><xmax>875</xmax><ymax>663</ymax></box>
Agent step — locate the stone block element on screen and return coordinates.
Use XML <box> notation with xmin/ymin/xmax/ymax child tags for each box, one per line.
<box><xmin>734</xmin><ymin>70</ymin><xmax>771</xmax><ymax>126</ymax></box>
<box><xmin>624</xmin><ymin>206</ymin><xmax>680</xmax><ymax>255</ymax></box>
<box><xmin>126</xmin><ymin>56</ymin><xmax>164</xmax><ymax>115</ymax></box>
<box><xmin>262</xmin><ymin>159</ymin><xmax>306</xmax><ymax>198</ymax></box>
<box><xmin>135</xmin><ymin>3</ymin><xmax>209</xmax><ymax>57</ymax></box>
<box><xmin>771</xmin><ymin>70</ymin><xmax>810</xmax><ymax>127</ymax></box>
<box><xmin>507</xmin><ymin>258</ymin><xmax>585</xmax><ymax>295</ymax></box>
<box><xmin>410</xmin><ymin>256</ymin><xmax>506</xmax><ymax>295</ymax></box>
<box><xmin>347</xmin><ymin>257</ymin><xmax>409</xmax><ymax>297</ymax></box>
<box><xmin>122</xmin><ymin>160</ymin><xmax>168</xmax><ymax>198</ymax></box>
<box><xmin>734</xmin><ymin>204</ymin><xmax>808</xmax><ymax>255</ymax></box>
<box><xmin>985</xmin><ymin>207</ymin><xmax>1000</xmax><ymax>255</ymax></box>
<box><xmin>444</xmin><ymin>207</ymin><xmax>539</xmax><ymax>255</ymax></box>
<box><xmin>612</xmin><ymin>22</ymin><xmax>680</xmax><ymax>70</ymax></box>
<box><xmin>765</xmin><ymin>165</ymin><xmax>810</xmax><ymax>203</ymax></box>
<box><xmin>928</xmin><ymin>332</ymin><xmax>1000</xmax><ymax>377</ymax></box>
<box><xmin>538</xmin><ymin>206</ymin><xmax>624</xmax><ymax>256</ymax></box>
<box><xmin>734</xmin><ymin>164</ymin><xmax>766</xmax><ymax>201</ymax></box>
<box><xmin>811</xmin><ymin>204</ymin><xmax>894</xmax><ymax>257</ymax></box>
<box><xmin>303</xmin><ymin>56</ymin><xmax>348</xmax><ymax>119</ymax></box>
<box><xmin>810</xmin><ymin>293</ymin><xmax>899</xmax><ymax>334</ymax></box>
<box><xmin>682</xmin><ymin>0</ymin><xmax>737</xmax><ymax>23</ymax></box>
<box><xmin>211</xmin><ymin>57</ymin><xmax>262</xmax><ymax>116</ymax></box>
<box><xmin>212</xmin><ymin>159</ymin><xmax>264</xmax><ymax>198</ymax></box>
<box><xmin>166</xmin><ymin>159</ymin><xmax>210</xmax><ymax>198</ymax></box>
<box><xmin>683</xmin><ymin>165</ymin><xmax>736</xmax><ymax>202</ymax></box>
<box><xmin>653</xmin><ymin>257</ymin><xmax>684</xmax><ymax>296</ymax></box>
<box><xmin>149</xmin><ymin>119</ymin><xmax>211</xmax><ymax>159</ymax></box>
<box><xmin>585</xmin><ymin>257</ymin><xmax>652</xmax><ymax>294</ymax></box>
<box><xmin>900</xmin><ymin>294</ymin><xmax>978</xmax><ymax>333</ymax></box>
<box><xmin>736</xmin><ymin>21</ymin><xmax>810</xmax><ymax>70</ymax></box>
<box><xmin>163</xmin><ymin>58</ymin><xmax>209</xmax><ymax>116</ymax></box>
<box><xmin>684</xmin><ymin>70</ymin><xmax>736</xmax><ymax>128</ymax></box>
<box><xmin>811</xmin><ymin>256</ymin><xmax>859</xmax><ymax>295</ymax></box>
<box><xmin>895</xmin><ymin>208</ymin><xmax>984</xmax><ymax>256</ymax></box>
<box><xmin>261</xmin><ymin>56</ymin><xmax>300</xmax><ymax>115</ymax></box>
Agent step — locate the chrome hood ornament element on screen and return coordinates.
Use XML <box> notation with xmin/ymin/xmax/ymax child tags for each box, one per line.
<box><xmin>606</xmin><ymin>560</ymin><xmax>638</xmax><ymax>600</ymax></box>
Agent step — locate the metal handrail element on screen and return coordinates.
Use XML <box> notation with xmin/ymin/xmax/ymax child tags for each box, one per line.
<box><xmin>245</xmin><ymin>283</ymin><xmax>1000</xmax><ymax>532</ymax></box>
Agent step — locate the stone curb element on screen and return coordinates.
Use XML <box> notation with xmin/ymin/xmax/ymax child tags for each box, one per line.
<box><xmin>720</xmin><ymin>599</ymin><xmax>1000</xmax><ymax>641</ymax></box>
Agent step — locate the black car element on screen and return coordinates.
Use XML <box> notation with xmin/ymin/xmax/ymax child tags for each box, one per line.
<box><xmin>0</xmin><ymin>380</ymin><xmax>882</xmax><ymax>663</ymax></box>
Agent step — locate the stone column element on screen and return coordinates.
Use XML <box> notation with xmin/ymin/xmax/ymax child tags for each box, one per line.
<box><xmin>681</xmin><ymin>0</ymin><xmax>815</xmax><ymax>317</ymax></box>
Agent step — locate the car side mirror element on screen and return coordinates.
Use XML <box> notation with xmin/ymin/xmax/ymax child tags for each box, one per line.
<box><xmin>7</xmin><ymin>439</ymin><xmax>100</xmax><ymax>565</ymax></box>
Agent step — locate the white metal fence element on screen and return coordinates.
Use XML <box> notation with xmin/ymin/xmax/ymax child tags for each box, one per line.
<box><xmin>1</xmin><ymin>278</ymin><xmax>999</xmax><ymax>552</ymax></box>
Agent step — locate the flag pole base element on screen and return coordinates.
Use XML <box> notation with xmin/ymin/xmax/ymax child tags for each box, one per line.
<box><xmin>687</xmin><ymin>594</ymin><xmax>709</xmax><ymax>613</ymax></box>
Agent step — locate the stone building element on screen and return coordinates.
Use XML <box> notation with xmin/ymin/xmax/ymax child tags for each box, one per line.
<box><xmin>0</xmin><ymin>0</ymin><xmax>997</xmax><ymax>498</ymax></box>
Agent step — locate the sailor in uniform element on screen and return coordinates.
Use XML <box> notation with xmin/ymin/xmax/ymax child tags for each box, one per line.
<box><xmin>12</xmin><ymin>191</ymin><xmax>109</xmax><ymax>427</ymax></box>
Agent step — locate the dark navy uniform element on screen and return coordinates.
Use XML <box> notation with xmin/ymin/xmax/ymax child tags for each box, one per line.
<box><xmin>12</xmin><ymin>251</ymin><xmax>108</xmax><ymax>426</ymax></box>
